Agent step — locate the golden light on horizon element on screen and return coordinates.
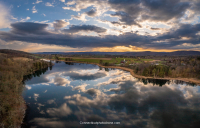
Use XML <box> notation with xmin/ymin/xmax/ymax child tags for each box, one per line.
<box><xmin>91</xmin><ymin>46</ymin><xmax>177</xmax><ymax>52</ymax></box>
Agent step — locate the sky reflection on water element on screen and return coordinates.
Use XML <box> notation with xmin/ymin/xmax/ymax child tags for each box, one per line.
<box><xmin>23</xmin><ymin>61</ymin><xmax>200</xmax><ymax>128</ymax></box>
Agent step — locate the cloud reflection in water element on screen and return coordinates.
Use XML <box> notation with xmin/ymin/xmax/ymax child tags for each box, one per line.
<box><xmin>24</xmin><ymin>62</ymin><xmax>200</xmax><ymax>128</ymax></box>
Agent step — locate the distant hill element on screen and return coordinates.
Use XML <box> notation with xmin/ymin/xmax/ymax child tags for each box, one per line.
<box><xmin>0</xmin><ymin>49</ymin><xmax>34</xmax><ymax>58</ymax></box>
<box><xmin>1</xmin><ymin>49</ymin><xmax>199</xmax><ymax>57</ymax></box>
<box><xmin>34</xmin><ymin>51</ymin><xmax>200</xmax><ymax>56</ymax></box>
<box><xmin>123</xmin><ymin>51</ymin><xmax>200</xmax><ymax>56</ymax></box>
<box><xmin>34</xmin><ymin>52</ymin><xmax>125</xmax><ymax>55</ymax></box>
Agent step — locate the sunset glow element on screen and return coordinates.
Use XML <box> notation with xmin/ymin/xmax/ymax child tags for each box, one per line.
<box><xmin>0</xmin><ymin>0</ymin><xmax>200</xmax><ymax>52</ymax></box>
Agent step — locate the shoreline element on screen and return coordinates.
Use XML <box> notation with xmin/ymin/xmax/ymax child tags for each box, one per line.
<box><xmin>51</xmin><ymin>59</ymin><xmax>200</xmax><ymax>85</ymax></box>
<box><xmin>21</xmin><ymin>64</ymin><xmax>54</xmax><ymax>127</ymax></box>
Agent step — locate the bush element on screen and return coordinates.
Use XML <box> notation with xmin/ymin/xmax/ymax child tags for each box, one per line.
<box><xmin>99</xmin><ymin>60</ymin><xmax>103</xmax><ymax>64</ymax></box>
<box><xmin>104</xmin><ymin>62</ymin><xmax>109</xmax><ymax>66</ymax></box>
<box><xmin>65</xmin><ymin>58</ymin><xmax>73</xmax><ymax>61</ymax></box>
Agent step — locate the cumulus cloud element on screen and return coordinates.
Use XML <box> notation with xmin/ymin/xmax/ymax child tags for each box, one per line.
<box><xmin>45</xmin><ymin>2</ymin><xmax>54</xmax><ymax>7</ymax></box>
<box><xmin>71</xmin><ymin>83</ymin><xmax>101</xmax><ymax>96</ymax></box>
<box><xmin>63</xmin><ymin>0</ymin><xmax>107</xmax><ymax>12</ymax></box>
<box><xmin>10</xmin><ymin>22</ymin><xmax>49</xmax><ymax>34</ymax></box>
<box><xmin>97</xmin><ymin>75</ymin><xmax>135</xmax><ymax>86</ymax></box>
<box><xmin>26</xmin><ymin>85</ymin><xmax>32</xmax><ymax>90</ymax></box>
<box><xmin>34</xmin><ymin>93</ymin><xmax>39</xmax><ymax>101</ymax></box>
<box><xmin>53</xmin><ymin>20</ymin><xmax>69</xmax><ymax>30</ymax></box>
<box><xmin>141</xmin><ymin>0</ymin><xmax>190</xmax><ymax>22</ymax></box>
<box><xmin>63</xmin><ymin>25</ymin><xmax>107</xmax><ymax>34</ymax></box>
<box><xmin>47</xmin><ymin>99</ymin><xmax>56</xmax><ymax>104</ymax></box>
<box><xmin>33</xmin><ymin>0</ymin><xmax>42</xmax><ymax>4</ymax></box>
<box><xmin>63</xmin><ymin>70</ymin><xmax>107</xmax><ymax>80</ymax></box>
<box><xmin>63</xmin><ymin>0</ymin><xmax>191</xmax><ymax>27</ymax></box>
<box><xmin>110</xmin><ymin>70</ymin><xmax>124</xmax><ymax>76</ymax></box>
<box><xmin>0</xmin><ymin>3</ymin><xmax>10</xmax><ymax>29</ymax></box>
<box><xmin>28</xmin><ymin>70</ymin><xmax>200</xmax><ymax>128</ymax></box>
<box><xmin>68</xmin><ymin>79</ymin><xmax>200</xmax><ymax>127</ymax></box>
<box><xmin>0</xmin><ymin>21</ymin><xmax>200</xmax><ymax>50</ymax></box>
<box><xmin>85</xmin><ymin>88</ymin><xmax>101</xmax><ymax>96</ymax></box>
<box><xmin>54</xmin><ymin>76</ymin><xmax>71</xmax><ymax>86</ymax></box>
<box><xmin>73</xmin><ymin>83</ymin><xmax>88</xmax><ymax>92</ymax></box>
<box><xmin>46</xmin><ymin>103</ymin><xmax>72</xmax><ymax>117</ymax></box>
<box><xmin>32</xmin><ymin>6</ymin><xmax>38</xmax><ymax>13</ymax></box>
<box><xmin>0</xmin><ymin>0</ymin><xmax>200</xmax><ymax>51</ymax></box>
<box><xmin>158</xmin><ymin>23</ymin><xmax>200</xmax><ymax>40</ymax></box>
<box><xmin>85</xmin><ymin>9</ymin><xmax>98</xmax><ymax>17</ymax></box>
<box><xmin>71</xmin><ymin>14</ymin><xmax>88</xmax><ymax>22</ymax></box>
<box><xmin>20</xmin><ymin>16</ymin><xmax>31</xmax><ymax>22</ymax></box>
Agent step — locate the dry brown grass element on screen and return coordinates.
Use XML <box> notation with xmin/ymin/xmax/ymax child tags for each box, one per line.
<box><xmin>13</xmin><ymin>57</ymin><xmax>32</xmax><ymax>61</ymax></box>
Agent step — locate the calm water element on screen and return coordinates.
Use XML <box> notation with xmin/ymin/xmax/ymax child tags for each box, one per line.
<box><xmin>23</xmin><ymin>61</ymin><xmax>200</xmax><ymax>128</ymax></box>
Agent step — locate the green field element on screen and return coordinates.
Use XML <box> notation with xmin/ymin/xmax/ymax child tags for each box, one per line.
<box><xmin>32</xmin><ymin>55</ymin><xmax>43</xmax><ymax>59</ymax></box>
<box><xmin>59</xmin><ymin>57</ymin><xmax>154</xmax><ymax>64</ymax></box>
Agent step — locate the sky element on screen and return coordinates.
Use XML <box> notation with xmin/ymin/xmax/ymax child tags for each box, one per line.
<box><xmin>0</xmin><ymin>0</ymin><xmax>200</xmax><ymax>52</ymax></box>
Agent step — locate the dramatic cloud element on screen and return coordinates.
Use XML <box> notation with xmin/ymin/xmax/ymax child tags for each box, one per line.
<box><xmin>85</xmin><ymin>88</ymin><xmax>101</xmax><ymax>96</ymax></box>
<box><xmin>0</xmin><ymin>4</ymin><xmax>11</xmax><ymax>29</ymax></box>
<box><xmin>0</xmin><ymin>0</ymin><xmax>200</xmax><ymax>51</ymax></box>
<box><xmin>25</xmin><ymin>64</ymin><xmax>200</xmax><ymax>128</ymax></box>
<box><xmin>63</xmin><ymin>0</ymin><xmax>107</xmax><ymax>12</ymax></box>
<box><xmin>72</xmin><ymin>84</ymin><xmax>88</xmax><ymax>92</ymax></box>
<box><xmin>64</xmin><ymin>70</ymin><xmax>107</xmax><ymax>80</ymax></box>
<box><xmin>71</xmin><ymin>14</ymin><xmax>88</xmax><ymax>21</ymax></box>
<box><xmin>97</xmin><ymin>75</ymin><xmax>135</xmax><ymax>86</ymax></box>
<box><xmin>10</xmin><ymin>22</ymin><xmax>49</xmax><ymax>34</ymax></box>
<box><xmin>53</xmin><ymin>20</ymin><xmax>69</xmax><ymax>30</ymax></box>
<box><xmin>64</xmin><ymin>0</ymin><xmax>191</xmax><ymax>27</ymax></box>
<box><xmin>141</xmin><ymin>0</ymin><xmax>190</xmax><ymax>22</ymax></box>
<box><xmin>63</xmin><ymin>25</ymin><xmax>107</xmax><ymax>34</ymax></box>
<box><xmin>46</xmin><ymin>103</ymin><xmax>72</xmax><ymax>117</ymax></box>
<box><xmin>0</xmin><ymin>21</ymin><xmax>200</xmax><ymax>50</ymax></box>
<box><xmin>158</xmin><ymin>23</ymin><xmax>200</xmax><ymax>40</ymax></box>
<box><xmin>54</xmin><ymin>76</ymin><xmax>71</xmax><ymax>86</ymax></box>
<box><xmin>85</xmin><ymin>9</ymin><xmax>98</xmax><ymax>17</ymax></box>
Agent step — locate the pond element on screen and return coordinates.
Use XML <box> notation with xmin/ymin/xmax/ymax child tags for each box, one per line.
<box><xmin>23</xmin><ymin>61</ymin><xmax>200</xmax><ymax>128</ymax></box>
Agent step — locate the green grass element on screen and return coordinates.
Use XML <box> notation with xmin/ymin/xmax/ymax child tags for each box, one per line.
<box><xmin>32</xmin><ymin>55</ymin><xmax>43</xmax><ymax>59</ymax></box>
<box><xmin>59</xmin><ymin>57</ymin><xmax>154</xmax><ymax>64</ymax></box>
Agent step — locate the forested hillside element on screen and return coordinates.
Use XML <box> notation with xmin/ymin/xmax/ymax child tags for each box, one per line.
<box><xmin>133</xmin><ymin>57</ymin><xmax>200</xmax><ymax>79</ymax></box>
<box><xmin>0</xmin><ymin>50</ymin><xmax>53</xmax><ymax>127</ymax></box>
